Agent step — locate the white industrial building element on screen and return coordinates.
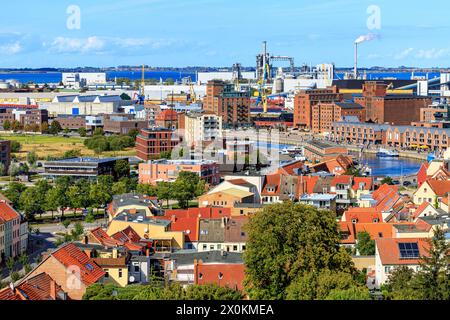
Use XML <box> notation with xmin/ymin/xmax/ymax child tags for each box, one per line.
<box><xmin>143</xmin><ymin>84</ymin><xmax>206</xmax><ymax>101</ymax></box>
<box><xmin>197</xmin><ymin>71</ymin><xmax>256</xmax><ymax>85</ymax></box>
<box><xmin>44</xmin><ymin>95</ymin><xmax>133</xmax><ymax>116</ymax></box>
<box><xmin>62</xmin><ymin>72</ymin><xmax>107</xmax><ymax>88</ymax></box>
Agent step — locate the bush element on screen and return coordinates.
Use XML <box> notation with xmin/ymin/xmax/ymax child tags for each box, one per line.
<box><xmin>11</xmin><ymin>141</ymin><xmax>21</xmax><ymax>153</ymax></box>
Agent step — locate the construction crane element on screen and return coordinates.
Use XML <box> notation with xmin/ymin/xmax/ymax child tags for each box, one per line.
<box><xmin>134</xmin><ymin>64</ymin><xmax>146</xmax><ymax>105</ymax></box>
<box><xmin>187</xmin><ymin>76</ymin><xmax>197</xmax><ymax>104</ymax></box>
<box><xmin>256</xmin><ymin>42</ymin><xmax>270</xmax><ymax>113</ymax></box>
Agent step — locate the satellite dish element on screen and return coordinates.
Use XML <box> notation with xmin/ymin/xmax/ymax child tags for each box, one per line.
<box><xmin>129</xmin><ymin>276</ymin><xmax>135</xmax><ymax>283</ymax></box>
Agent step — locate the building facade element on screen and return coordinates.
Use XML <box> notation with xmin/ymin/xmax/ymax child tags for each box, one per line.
<box><xmin>136</xmin><ymin>128</ymin><xmax>180</xmax><ymax>161</ymax></box>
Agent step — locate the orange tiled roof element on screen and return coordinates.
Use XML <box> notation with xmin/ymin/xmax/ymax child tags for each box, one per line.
<box><xmin>90</xmin><ymin>227</ymin><xmax>122</xmax><ymax>247</ymax></box>
<box><xmin>331</xmin><ymin>175</ymin><xmax>352</xmax><ymax>187</ymax></box>
<box><xmin>375</xmin><ymin>238</ymin><xmax>430</xmax><ymax>265</ymax></box>
<box><xmin>352</xmin><ymin>177</ymin><xmax>373</xmax><ymax>191</ymax></box>
<box><xmin>0</xmin><ymin>201</ymin><xmax>20</xmax><ymax>222</ymax></box>
<box><xmin>262</xmin><ymin>174</ymin><xmax>282</xmax><ymax>196</ymax></box>
<box><xmin>0</xmin><ymin>287</ymin><xmax>24</xmax><ymax>300</ymax></box>
<box><xmin>277</xmin><ymin>160</ymin><xmax>304</xmax><ymax>175</ymax></box>
<box><xmin>442</xmin><ymin>197</ymin><xmax>449</xmax><ymax>206</ymax></box>
<box><xmin>51</xmin><ymin>243</ymin><xmax>105</xmax><ymax>286</ymax></box>
<box><xmin>111</xmin><ymin>226</ymin><xmax>141</xmax><ymax>244</ymax></box>
<box><xmin>426</xmin><ymin>179</ymin><xmax>450</xmax><ymax>197</ymax></box>
<box><xmin>17</xmin><ymin>273</ymin><xmax>65</xmax><ymax>300</ymax></box>
<box><xmin>343</xmin><ymin>207</ymin><xmax>383</xmax><ymax>223</ymax></box>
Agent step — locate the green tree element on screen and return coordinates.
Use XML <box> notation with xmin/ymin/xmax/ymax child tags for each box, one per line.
<box><xmin>243</xmin><ymin>202</ymin><xmax>355</xmax><ymax>299</ymax></box>
<box><xmin>2</xmin><ymin>182</ymin><xmax>27</xmax><ymax>208</ymax></box>
<box><xmin>325</xmin><ymin>286</ymin><xmax>372</xmax><ymax>300</ymax></box>
<box><xmin>114</xmin><ymin>160</ymin><xmax>130</xmax><ymax>179</ymax></box>
<box><xmin>62</xmin><ymin>219</ymin><xmax>71</xmax><ymax>232</ymax></box>
<box><xmin>89</xmin><ymin>182</ymin><xmax>112</xmax><ymax>212</ymax></box>
<box><xmin>160</xmin><ymin>151</ymin><xmax>172</xmax><ymax>159</ymax></box>
<box><xmin>6</xmin><ymin>257</ymin><xmax>15</xmax><ymax>272</ymax></box>
<box><xmin>19</xmin><ymin>187</ymin><xmax>42</xmax><ymax>220</ymax></box>
<box><xmin>0</xmin><ymin>163</ymin><xmax>6</xmax><ymax>176</ymax></box>
<box><xmin>49</xmin><ymin>120</ymin><xmax>62</xmax><ymax>135</ymax></box>
<box><xmin>93</xmin><ymin>127</ymin><xmax>104</xmax><ymax>136</ymax></box>
<box><xmin>3</xmin><ymin>120</ymin><xmax>11</xmax><ymax>131</ymax></box>
<box><xmin>18</xmin><ymin>254</ymin><xmax>28</xmax><ymax>267</ymax></box>
<box><xmin>414</xmin><ymin>227</ymin><xmax>450</xmax><ymax>300</ymax></box>
<box><xmin>172</xmin><ymin>171</ymin><xmax>205</xmax><ymax>209</ymax></box>
<box><xmin>381</xmin><ymin>177</ymin><xmax>394</xmax><ymax>185</ymax></box>
<box><xmin>156</xmin><ymin>181</ymin><xmax>172</xmax><ymax>207</ymax></box>
<box><xmin>136</xmin><ymin>184</ymin><xmax>158</xmax><ymax>197</ymax></box>
<box><xmin>78</xmin><ymin>127</ymin><xmax>87</xmax><ymax>137</ymax></box>
<box><xmin>382</xmin><ymin>266</ymin><xmax>420</xmax><ymax>300</ymax></box>
<box><xmin>112</xmin><ymin>180</ymin><xmax>128</xmax><ymax>195</ymax></box>
<box><xmin>27</xmin><ymin>151</ymin><xmax>38</xmax><ymax>167</ymax></box>
<box><xmin>63</xmin><ymin>149</ymin><xmax>82</xmax><ymax>159</ymax></box>
<box><xmin>71</xmin><ymin>222</ymin><xmax>85</xmax><ymax>241</ymax></box>
<box><xmin>120</xmin><ymin>93</ymin><xmax>131</xmax><ymax>100</ymax></box>
<box><xmin>356</xmin><ymin>231</ymin><xmax>375</xmax><ymax>256</ymax></box>
<box><xmin>10</xmin><ymin>141</ymin><xmax>21</xmax><ymax>153</ymax></box>
<box><xmin>44</xmin><ymin>187</ymin><xmax>60</xmax><ymax>219</ymax></box>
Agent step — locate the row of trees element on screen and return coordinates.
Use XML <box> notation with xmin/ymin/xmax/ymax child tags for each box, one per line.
<box><xmin>83</xmin><ymin>283</ymin><xmax>242</xmax><ymax>300</ymax></box>
<box><xmin>83</xmin><ymin>129</ymin><xmax>137</xmax><ymax>154</ymax></box>
<box><xmin>137</xmin><ymin>171</ymin><xmax>206</xmax><ymax>209</ymax></box>
<box><xmin>1</xmin><ymin>173</ymin><xmax>132</xmax><ymax>220</ymax></box>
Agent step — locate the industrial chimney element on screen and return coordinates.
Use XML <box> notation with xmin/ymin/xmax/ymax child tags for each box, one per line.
<box><xmin>354</xmin><ymin>42</ymin><xmax>358</xmax><ymax>80</ymax></box>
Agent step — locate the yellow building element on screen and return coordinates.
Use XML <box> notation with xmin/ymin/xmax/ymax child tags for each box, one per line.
<box><xmin>93</xmin><ymin>256</ymin><xmax>129</xmax><ymax>287</ymax></box>
<box><xmin>107</xmin><ymin>214</ymin><xmax>184</xmax><ymax>251</ymax></box>
<box><xmin>198</xmin><ymin>188</ymin><xmax>255</xmax><ymax>208</ymax></box>
<box><xmin>413</xmin><ymin>179</ymin><xmax>450</xmax><ymax>205</ymax></box>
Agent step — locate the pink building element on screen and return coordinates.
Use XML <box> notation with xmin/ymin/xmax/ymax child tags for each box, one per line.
<box><xmin>139</xmin><ymin>159</ymin><xmax>220</xmax><ymax>185</ymax></box>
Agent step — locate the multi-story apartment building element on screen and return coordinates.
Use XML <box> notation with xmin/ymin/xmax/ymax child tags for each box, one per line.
<box><xmin>180</xmin><ymin>111</ymin><xmax>223</xmax><ymax>149</ymax></box>
<box><xmin>136</xmin><ymin>127</ymin><xmax>180</xmax><ymax>161</ymax></box>
<box><xmin>139</xmin><ymin>159</ymin><xmax>220</xmax><ymax>185</ymax></box>
<box><xmin>354</xmin><ymin>81</ymin><xmax>432</xmax><ymax>125</ymax></box>
<box><xmin>0</xmin><ymin>200</ymin><xmax>27</xmax><ymax>263</ymax></box>
<box><xmin>293</xmin><ymin>86</ymin><xmax>343</xmax><ymax>129</ymax></box>
<box><xmin>203</xmin><ymin>80</ymin><xmax>250</xmax><ymax>127</ymax></box>
<box><xmin>0</xmin><ymin>107</ymin><xmax>48</xmax><ymax>130</ymax></box>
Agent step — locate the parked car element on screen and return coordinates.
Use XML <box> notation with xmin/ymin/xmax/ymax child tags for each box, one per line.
<box><xmin>403</xmin><ymin>181</ymin><xmax>412</xmax><ymax>187</ymax></box>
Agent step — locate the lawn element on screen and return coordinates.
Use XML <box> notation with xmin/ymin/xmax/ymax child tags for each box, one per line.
<box><xmin>0</xmin><ymin>134</ymin><xmax>137</xmax><ymax>160</ymax></box>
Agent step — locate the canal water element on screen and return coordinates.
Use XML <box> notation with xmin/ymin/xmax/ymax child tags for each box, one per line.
<box><xmin>351</xmin><ymin>153</ymin><xmax>423</xmax><ymax>177</ymax></box>
<box><xmin>258</xmin><ymin>142</ymin><xmax>424</xmax><ymax>177</ymax></box>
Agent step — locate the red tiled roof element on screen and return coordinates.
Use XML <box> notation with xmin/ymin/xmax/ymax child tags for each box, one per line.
<box><xmin>90</xmin><ymin>227</ymin><xmax>122</xmax><ymax>247</ymax></box>
<box><xmin>0</xmin><ymin>201</ymin><xmax>20</xmax><ymax>222</ymax></box>
<box><xmin>426</xmin><ymin>179</ymin><xmax>450</xmax><ymax>197</ymax></box>
<box><xmin>167</xmin><ymin>216</ymin><xmax>199</xmax><ymax>242</ymax></box>
<box><xmin>195</xmin><ymin>263</ymin><xmax>245</xmax><ymax>291</ymax></box>
<box><xmin>412</xmin><ymin>201</ymin><xmax>432</xmax><ymax>220</ymax></box>
<box><xmin>442</xmin><ymin>197</ymin><xmax>449</xmax><ymax>206</ymax></box>
<box><xmin>164</xmin><ymin>207</ymin><xmax>231</xmax><ymax>219</ymax></box>
<box><xmin>277</xmin><ymin>160</ymin><xmax>304</xmax><ymax>175</ymax></box>
<box><xmin>296</xmin><ymin>175</ymin><xmax>319</xmax><ymax>197</ymax></box>
<box><xmin>0</xmin><ymin>287</ymin><xmax>24</xmax><ymax>300</ymax></box>
<box><xmin>339</xmin><ymin>221</ymin><xmax>394</xmax><ymax>244</ymax></box>
<box><xmin>352</xmin><ymin>177</ymin><xmax>373</xmax><ymax>191</ymax></box>
<box><xmin>52</xmin><ymin>243</ymin><xmax>105</xmax><ymax>286</ymax></box>
<box><xmin>262</xmin><ymin>174</ymin><xmax>282</xmax><ymax>196</ymax></box>
<box><xmin>331</xmin><ymin>175</ymin><xmax>352</xmax><ymax>187</ymax></box>
<box><xmin>375</xmin><ymin>238</ymin><xmax>430</xmax><ymax>265</ymax></box>
<box><xmin>227</xmin><ymin>179</ymin><xmax>254</xmax><ymax>187</ymax></box>
<box><xmin>17</xmin><ymin>273</ymin><xmax>65</xmax><ymax>300</ymax></box>
<box><xmin>343</xmin><ymin>207</ymin><xmax>383</xmax><ymax>223</ymax></box>
<box><xmin>111</xmin><ymin>226</ymin><xmax>141</xmax><ymax>244</ymax></box>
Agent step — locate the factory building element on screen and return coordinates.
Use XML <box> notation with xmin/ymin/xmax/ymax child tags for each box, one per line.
<box><xmin>62</xmin><ymin>73</ymin><xmax>107</xmax><ymax>88</ymax></box>
<box><xmin>354</xmin><ymin>82</ymin><xmax>432</xmax><ymax>125</ymax></box>
<box><xmin>293</xmin><ymin>86</ymin><xmax>343</xmax><ymax>129</ymax></box>
<box><xmin>311</xmin><ymin>102</ymin><xmax>365</xmax><ymax>134</ymax></box>
<box><xmin>45</xmin><ymin>95</ymin><xmax>132</xmax><ymax>116</ymax></box>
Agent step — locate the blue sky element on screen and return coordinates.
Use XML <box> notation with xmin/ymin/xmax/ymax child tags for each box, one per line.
<box><xmin>0</xmin><ymin>0</ymin><xmax>449</xmax><ymax>68</ymax></box>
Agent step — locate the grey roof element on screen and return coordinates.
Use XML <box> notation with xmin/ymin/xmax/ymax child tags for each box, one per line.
<box><xmin>47</xmin><ymin>157</ymin><xmax>120</xmax><ymax>164</ymax></box>
<box><xmin>335</xmin><ymin>102</ymin><xmax>363</xmax><ymax>109</ymax></box>
<box><xmin>199</xmin><ymin>219</ymin><xmax>225</xmax><ymax>242</ymax></box>
<box><xmin>419</xmin><ymin>211</ymin><xmax>450</xmax><ymax>226</ymax></box>
<box><xmin>114</xmin><ymin>214</ymin><xmax>170</xmax><ymax>227</ymax></box>
<box><xmin>169</xmin><ymin>250</ymin><xmax>243</xmax><ymax>266</ymax></box>
<box><xmin>300</xmin><ymin>193</ymin><xmax>336</xmax><ymax>201</ymax></box>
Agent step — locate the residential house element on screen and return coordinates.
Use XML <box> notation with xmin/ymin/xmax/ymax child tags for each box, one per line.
<box><xmin>299</xmin><ymin>194</ymin><xmax>337</xmax><ymax>211</ymax></box>
<box><xmin>22</xmin><ymin>243</ymin><xmax>105</xmax><ymax>300</ymax></box>
<box><xmin>374</xmin><ymin>238</ymin><xmax>430</xmax><ymax>288</ymax></box>
<box><xmin>107</xmin><ymin>193</ymin><xmax>160</xmax><ymax>221</ymax></box>
<box><xmin>197</xmin><ymin>217</ymin><xmax>248</xmax><ymax>253</ymax></box>
<box><xmin>198</xmin><ymin>189</ymin><xmax>255</xmax><ymax>208</ymax></box>
<box><xmin>0</xmin><ymin>272</ymin><xmax>68</xmax><ymax>300</ymax></box>
<box><xmin>0</xmin><ymin>200</ymin><xmax>27</xmax><ymax>263</ymax></box>
<box><xmin>194</xmin><ymin>259</ymin><xmax>245</xmax><ymax>291</ymax></box>
<box><xmin>413</xmin><ymin>179</ymin><xmax>450</xmax><ymax>206</ymax></box>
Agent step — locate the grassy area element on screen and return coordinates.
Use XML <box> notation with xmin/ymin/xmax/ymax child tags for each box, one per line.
<box><xmin>0</xmin><ymin>134</ymin><xmax>136</xmax><ymax>160</ymax></box>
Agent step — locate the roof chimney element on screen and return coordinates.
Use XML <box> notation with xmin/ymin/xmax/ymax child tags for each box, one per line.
<box><xmin>49</xmin><ymin>279</ymin><xmax>57</xmax><ymax>300</ymax></box>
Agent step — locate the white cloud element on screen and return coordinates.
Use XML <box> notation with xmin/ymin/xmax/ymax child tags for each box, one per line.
<box><xmin>416</xmin><ymin>48</ymin><xmax>450</xmax><ymax>59</ymax></box>
<box><xmin>394</xmin><ymin>48</ymin><xmax>414</xmax><ymax>60</ymax></box>
<box><xmin>44</xmin><ymin>36</ymin><xmax>188</xmax><ymax>55</ymax></box>
<box><xmin>46</xmin><ymin>36</ymin><xmax>105</xmax><ymax>54</ymax></box>
<box><xmin>0</xmin><ymin>42</ymin><xmax>22</xmax><ymax>55</ymax></box>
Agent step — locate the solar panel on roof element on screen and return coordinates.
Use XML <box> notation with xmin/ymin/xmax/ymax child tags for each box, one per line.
<box><xmin>398</xmin><ymin>242</ymin><xmax>420</xmax><ymax>259</ymax></box>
